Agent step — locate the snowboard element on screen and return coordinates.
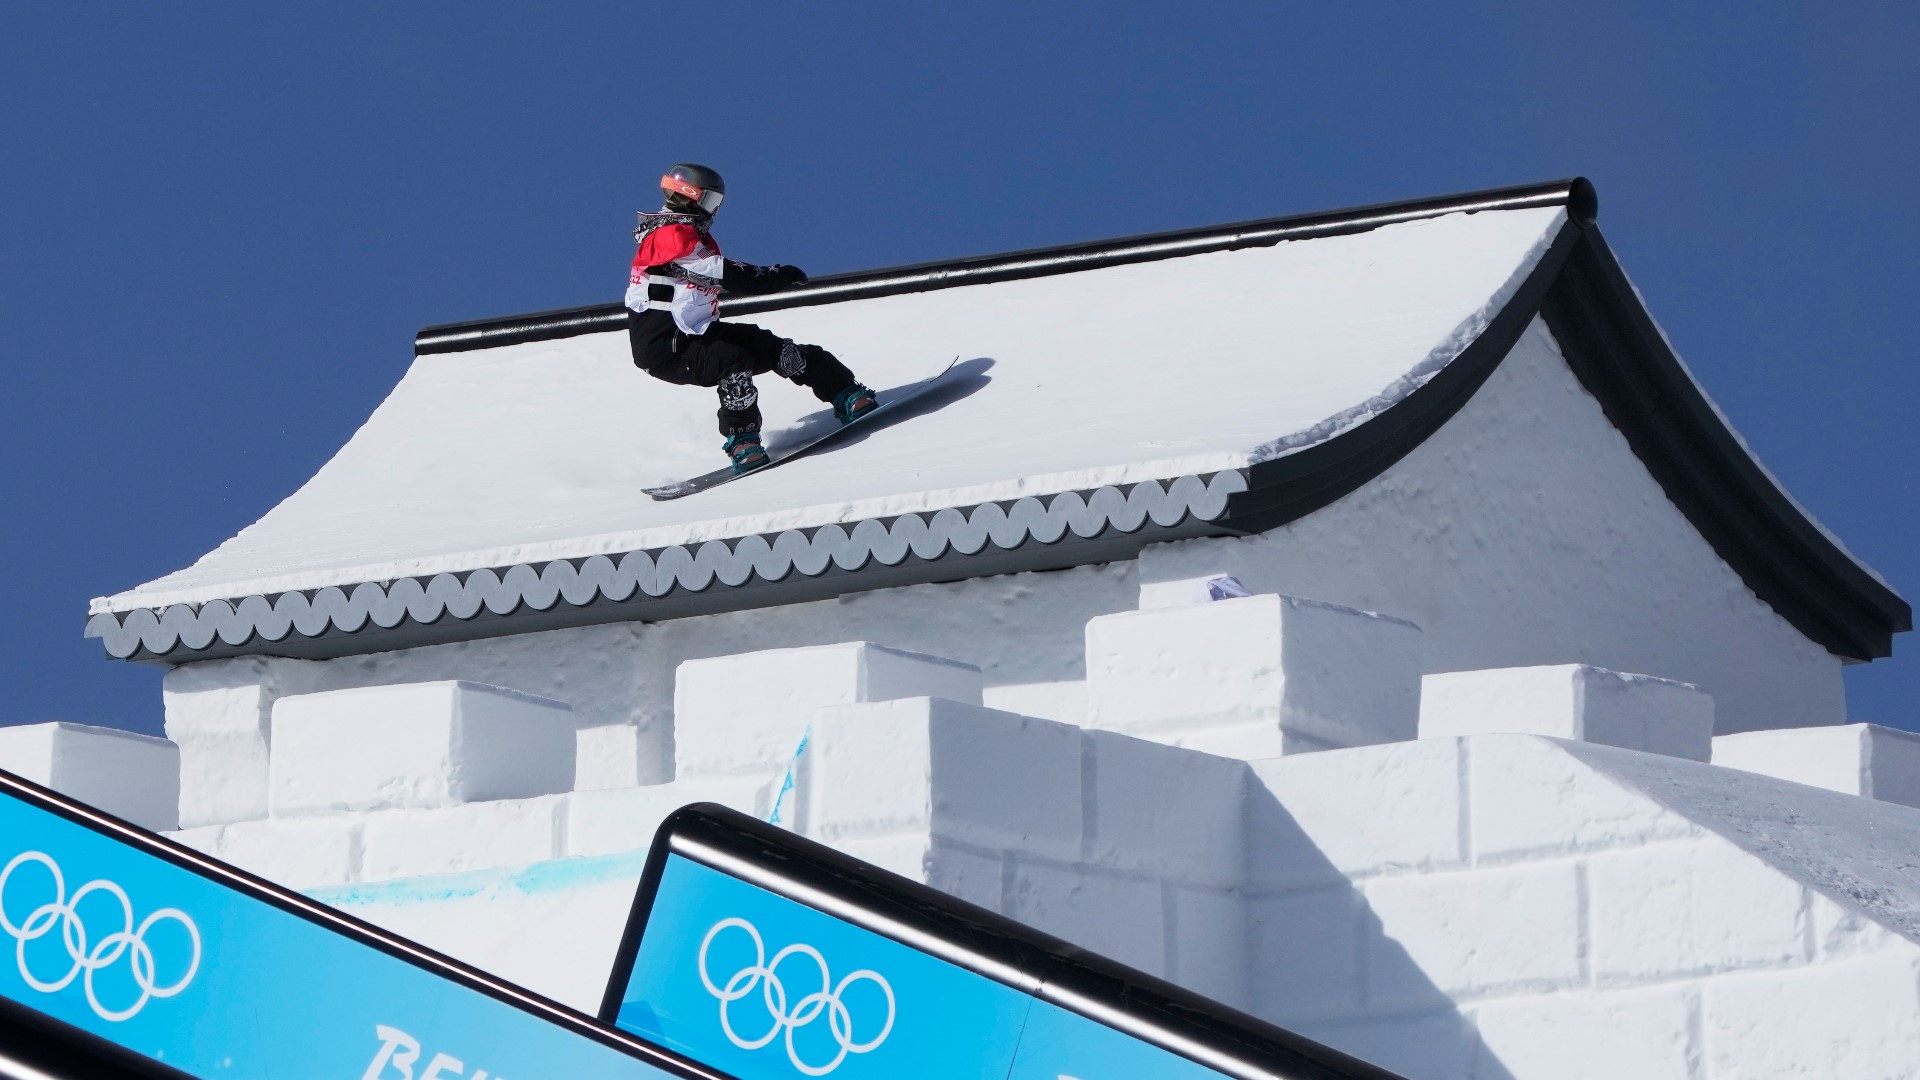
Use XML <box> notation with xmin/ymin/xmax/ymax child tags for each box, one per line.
<box><xmin>643</xmin><ymin>356</ymin><xmax>961</xmax><ymax>501</ymax></box>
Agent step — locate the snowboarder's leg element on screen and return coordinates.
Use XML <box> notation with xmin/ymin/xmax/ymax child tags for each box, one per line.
<box><xmin>713</xmin><ymin>369</ymin><xmax>768</xmax><ymax>471</ymax></box>
<box><xmin>769</xmin><ymin>340</ymin><xmax>852</xmax><ymax>399</ymax></box>
<box><xmin>702</xmin><ymin>322</ymin><xmax>873</xmax><ymax>420</ymax></box>
<box><xmin>634</xmin><ymin>328</ymin><xmax>766</xmax><ymax>471</ymax></box>
<box><xmin>784</xmin><ymin>340</ymin><xmax>876</xmax><ymax>422</ymax></box>
<box><xmin>627</xmin><ymin>309</ymin><xmax>682</xmax><ymax>370</ymax></box>
<box><xmin>640</xmin><ymin>329</ymin><xmax>762</xmax><ymax>434</ymax></box>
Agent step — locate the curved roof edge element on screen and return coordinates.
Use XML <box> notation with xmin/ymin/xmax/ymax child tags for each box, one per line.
<box><xmin>1540</xmin><ymin>229</ymin><xmax>1910</xmax><ymax>661</ymax></box>
<box><xmin>1219</xmin><ymin>220</ymin><xmax>1908</xmax><ymax>661</ymax></box>
<box><xmin>413</xmin><ymin>178</ymin><xmax>1599</xmax><ymax>356</ymax></box>
<box><xmin>1222</xmin><ymin>216</ymin><xmax>1583</xmax><ymax>531</ymax></box>
<box><xmin>85</xmin><ymin>473</ymin><xmax>1247</xmax><ymax>663</ymax></box>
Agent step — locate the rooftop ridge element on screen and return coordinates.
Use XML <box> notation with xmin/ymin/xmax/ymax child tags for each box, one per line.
<box><xmin>414</xmin><ymin>177</ymin><xmax>1598</xmax><ymax>356</ymax></box>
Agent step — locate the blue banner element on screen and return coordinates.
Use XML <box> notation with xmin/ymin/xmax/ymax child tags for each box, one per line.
<box><xmin>614</xmin><ymin>854</ymin><xmax>1230</xmax><ymax>1080</ymax></box>
<box><xmin>0</xmin><ymin>784</ymin><xmax>694</xmax><ymax>1079</ymax></box>
<box><xmin>1010</xmin><ymin>999</ymin><xmax>1230</xmax><ymax>1079</ymax></box>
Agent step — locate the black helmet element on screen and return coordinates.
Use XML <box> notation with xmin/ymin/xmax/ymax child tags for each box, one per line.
<box><xmin>661</xmin><ymin>162</ymin><xmax>725</xmax><ymax>216</ymax></box>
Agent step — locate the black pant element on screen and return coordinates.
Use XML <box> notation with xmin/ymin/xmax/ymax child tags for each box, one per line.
<box><xmin>628</xmin><ymin>311</ymin><xmax>856</xmax><ymax>436</ymax></box>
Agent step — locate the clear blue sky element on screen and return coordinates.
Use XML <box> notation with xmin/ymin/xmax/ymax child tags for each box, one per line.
<box><xmin>2</xmin><ymin>2</ymin><xmax>1913</xmax><ymax>736</ymax></box>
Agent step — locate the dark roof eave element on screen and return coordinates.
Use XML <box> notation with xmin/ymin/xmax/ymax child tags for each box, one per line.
<box><xmin>1221</xmin><ymin>214</ymin><xmax>1586</xmax><ymax>532</ymax></box>
<box><xmin>1219</xmin><ymin>220</ymin><xmax>1910</xmax><ymax>661</ymax></box>
<box><xmin>1540</xmin><ymin>229</ymin><xmax>1910</xmax><ymax>661</ymax></box>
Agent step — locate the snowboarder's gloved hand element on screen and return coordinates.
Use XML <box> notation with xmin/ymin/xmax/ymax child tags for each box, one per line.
<box><xmin>722</xmin><ymin>260</ymin><xmax>809</xmax><ymax>295</ymax></box>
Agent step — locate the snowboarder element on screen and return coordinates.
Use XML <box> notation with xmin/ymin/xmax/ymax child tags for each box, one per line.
<box><xmin>625</xmin><ymin>163</ymin><xmax>876</xmax><ymax>473</ymax></box>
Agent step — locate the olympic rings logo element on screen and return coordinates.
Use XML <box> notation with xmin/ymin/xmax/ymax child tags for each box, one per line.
<box><xmin>698</xmin><ymin>917</ymin><xmax>896</xmax><ymax>1076</ymax></box>
<box><xmin>0</xmin><ymin>851</ymin><xmax>201</xmax><ymax>1022</ymax></box>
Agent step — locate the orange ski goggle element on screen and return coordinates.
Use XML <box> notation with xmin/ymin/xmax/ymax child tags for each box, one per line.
<box><xmin>662</xmin><ymin>174</ymin><xmax>724</xmax><ymax>214</ymax></box>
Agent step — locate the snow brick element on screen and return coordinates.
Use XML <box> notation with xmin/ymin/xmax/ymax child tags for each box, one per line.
<box><xmin>0</xmin><ymin>722</ymin><xmax>180</xmax><ymax>832</ymax></box>
<box><xmin>1712</xmin><ymin>723</ymin><xmax>1920</xmax><ymax>809</ymax></box>
<box><xmin>674</xmin><ymin>641</ymin><xmax>982</xmax><ymax>780</ymax></box>
<box><xmin>268</xmin><ymin>681</ymin><xmax>574</xmax><ymax>815</ymax></box>
<box><xmin>1086</xmin><ymin>593</ymin><xmax>1422</xmax><ymax>757</ymax></box>
<box><xmin>1421</xmin><ymin>664</ymin><xmax>1713</xmax><ymax>761</ymax></box>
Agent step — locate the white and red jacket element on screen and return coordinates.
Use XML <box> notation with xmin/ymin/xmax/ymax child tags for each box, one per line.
<box><xmin>626</xmin><ymin>214</ymin><xmax>728</xmax><ymax>335</ymax></box>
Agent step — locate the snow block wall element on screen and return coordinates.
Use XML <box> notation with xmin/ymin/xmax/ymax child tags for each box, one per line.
<box><xmin>674</xmin><ymin>641</ymin><xmax>982</xmax><ymax>786</ymax></box>
<box><xmin>154</xmin><ymin>641</ymin><xmax>987</xmax><ymax>893</ymax></box>
<box><xmin>1086</xmin><ymin>593</ymin><xmax>1424</xmax><ymax>757</ymax></box>
<box><xmin>1712</xmin><ymin>723</ymin><xmax>1920</xmax><ymax>809</ymax></box>
<box><xmin>0</xmin><ymin>722</ymin><xmax>179</xmax><ymax>831</ymax></box>
<box><xmin>155</xmin><ymin>562</ymin><xmax>1135</xmax><ymax>799</ymax></box>
<box><xmin>1240</xmin><ymin>735</ymin><xmax>1920</xmax><ymax>1078</ymax></box>
<box><xmin>270</xmin><ymin>681</ymin><xmax>576</xmax><ymax>814</ymax></box>
<box><xmin>97</xmin><ymin>587</ymin><xmax>1913</xmax><ymax>1080</ymax></box>
<box><xmin>1420</xmin><ymin>664</ymin><xmax>1714</xmax><ymax>761</ymax></box>
<box><xmin>163</xmin><ymin>655</ymin><xmax>320</xmax><ymax>828</ymax></box>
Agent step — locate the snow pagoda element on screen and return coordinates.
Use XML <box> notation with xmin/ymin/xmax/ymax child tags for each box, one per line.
<box><xmin>37</xmin><ymin>178</ymin><xmax>1920</xmax><ymax>1076</ymax></box>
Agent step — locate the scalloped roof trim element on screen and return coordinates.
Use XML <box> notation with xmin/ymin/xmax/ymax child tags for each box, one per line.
<box><xmin>92</xmin><ymin>452</ymin><xmax>1254</xmax><ymax>617</ymax></box>
<box><xmin>85</xmin><ymin>472</ymin><xmax>1246</xmax><ymax>659</ymax></box>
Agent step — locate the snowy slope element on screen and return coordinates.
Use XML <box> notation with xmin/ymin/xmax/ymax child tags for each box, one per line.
<box><xmin>96</xmin><ymin>207</ymin><xmax>1565</xmax><ymax>613</ymax></box>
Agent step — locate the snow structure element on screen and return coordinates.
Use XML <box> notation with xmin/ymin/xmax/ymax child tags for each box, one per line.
<box><xmin>24</xmin><ymin>178</ymin><xmax>1914</xmax><ymax>1077</ymax></box>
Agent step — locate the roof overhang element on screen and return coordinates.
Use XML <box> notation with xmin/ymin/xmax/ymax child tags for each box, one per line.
<box><xmin>88</xmin><ymin>472</ymin><xmax>1247</xmax><ymax>662</ymax></box>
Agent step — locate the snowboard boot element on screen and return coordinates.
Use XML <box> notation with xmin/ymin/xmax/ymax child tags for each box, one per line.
<box><xmin>832</xmin><ymin>382</ymin><xmax>878</xmax><ymax>425</ymax></box>
<box><xmin>723</xmin><ymin>429</ymin><xmax>769</xmax><ymax>474</ymax></box>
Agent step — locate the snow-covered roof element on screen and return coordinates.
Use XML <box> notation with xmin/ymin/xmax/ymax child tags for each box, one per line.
<box><xmin>87</xmin><ymin>180</ymin><xmax>1909</xmax><ymax>663</ymax></box>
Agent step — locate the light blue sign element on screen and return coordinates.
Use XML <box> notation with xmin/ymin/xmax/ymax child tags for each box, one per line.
<box><xmin>0</xmin><ymin>786</ymin><xmax>690</xmax><ymax>1079</ymax></box>
<box><xmin>1009</xmin><ymin>1000</ymin><xmax>1231</xmax><ymax>1080</ymax></box>
<box><xmin>615</xmin><ymin>854</ymin><xmax>1232</xmax><ymax>1080</ymax></box>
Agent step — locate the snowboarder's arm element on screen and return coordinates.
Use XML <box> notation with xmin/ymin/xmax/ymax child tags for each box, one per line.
<box><xmin>721</xmin><ymin>260</ymin><xmax>808</xmax><ymax>296</ymax></box>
